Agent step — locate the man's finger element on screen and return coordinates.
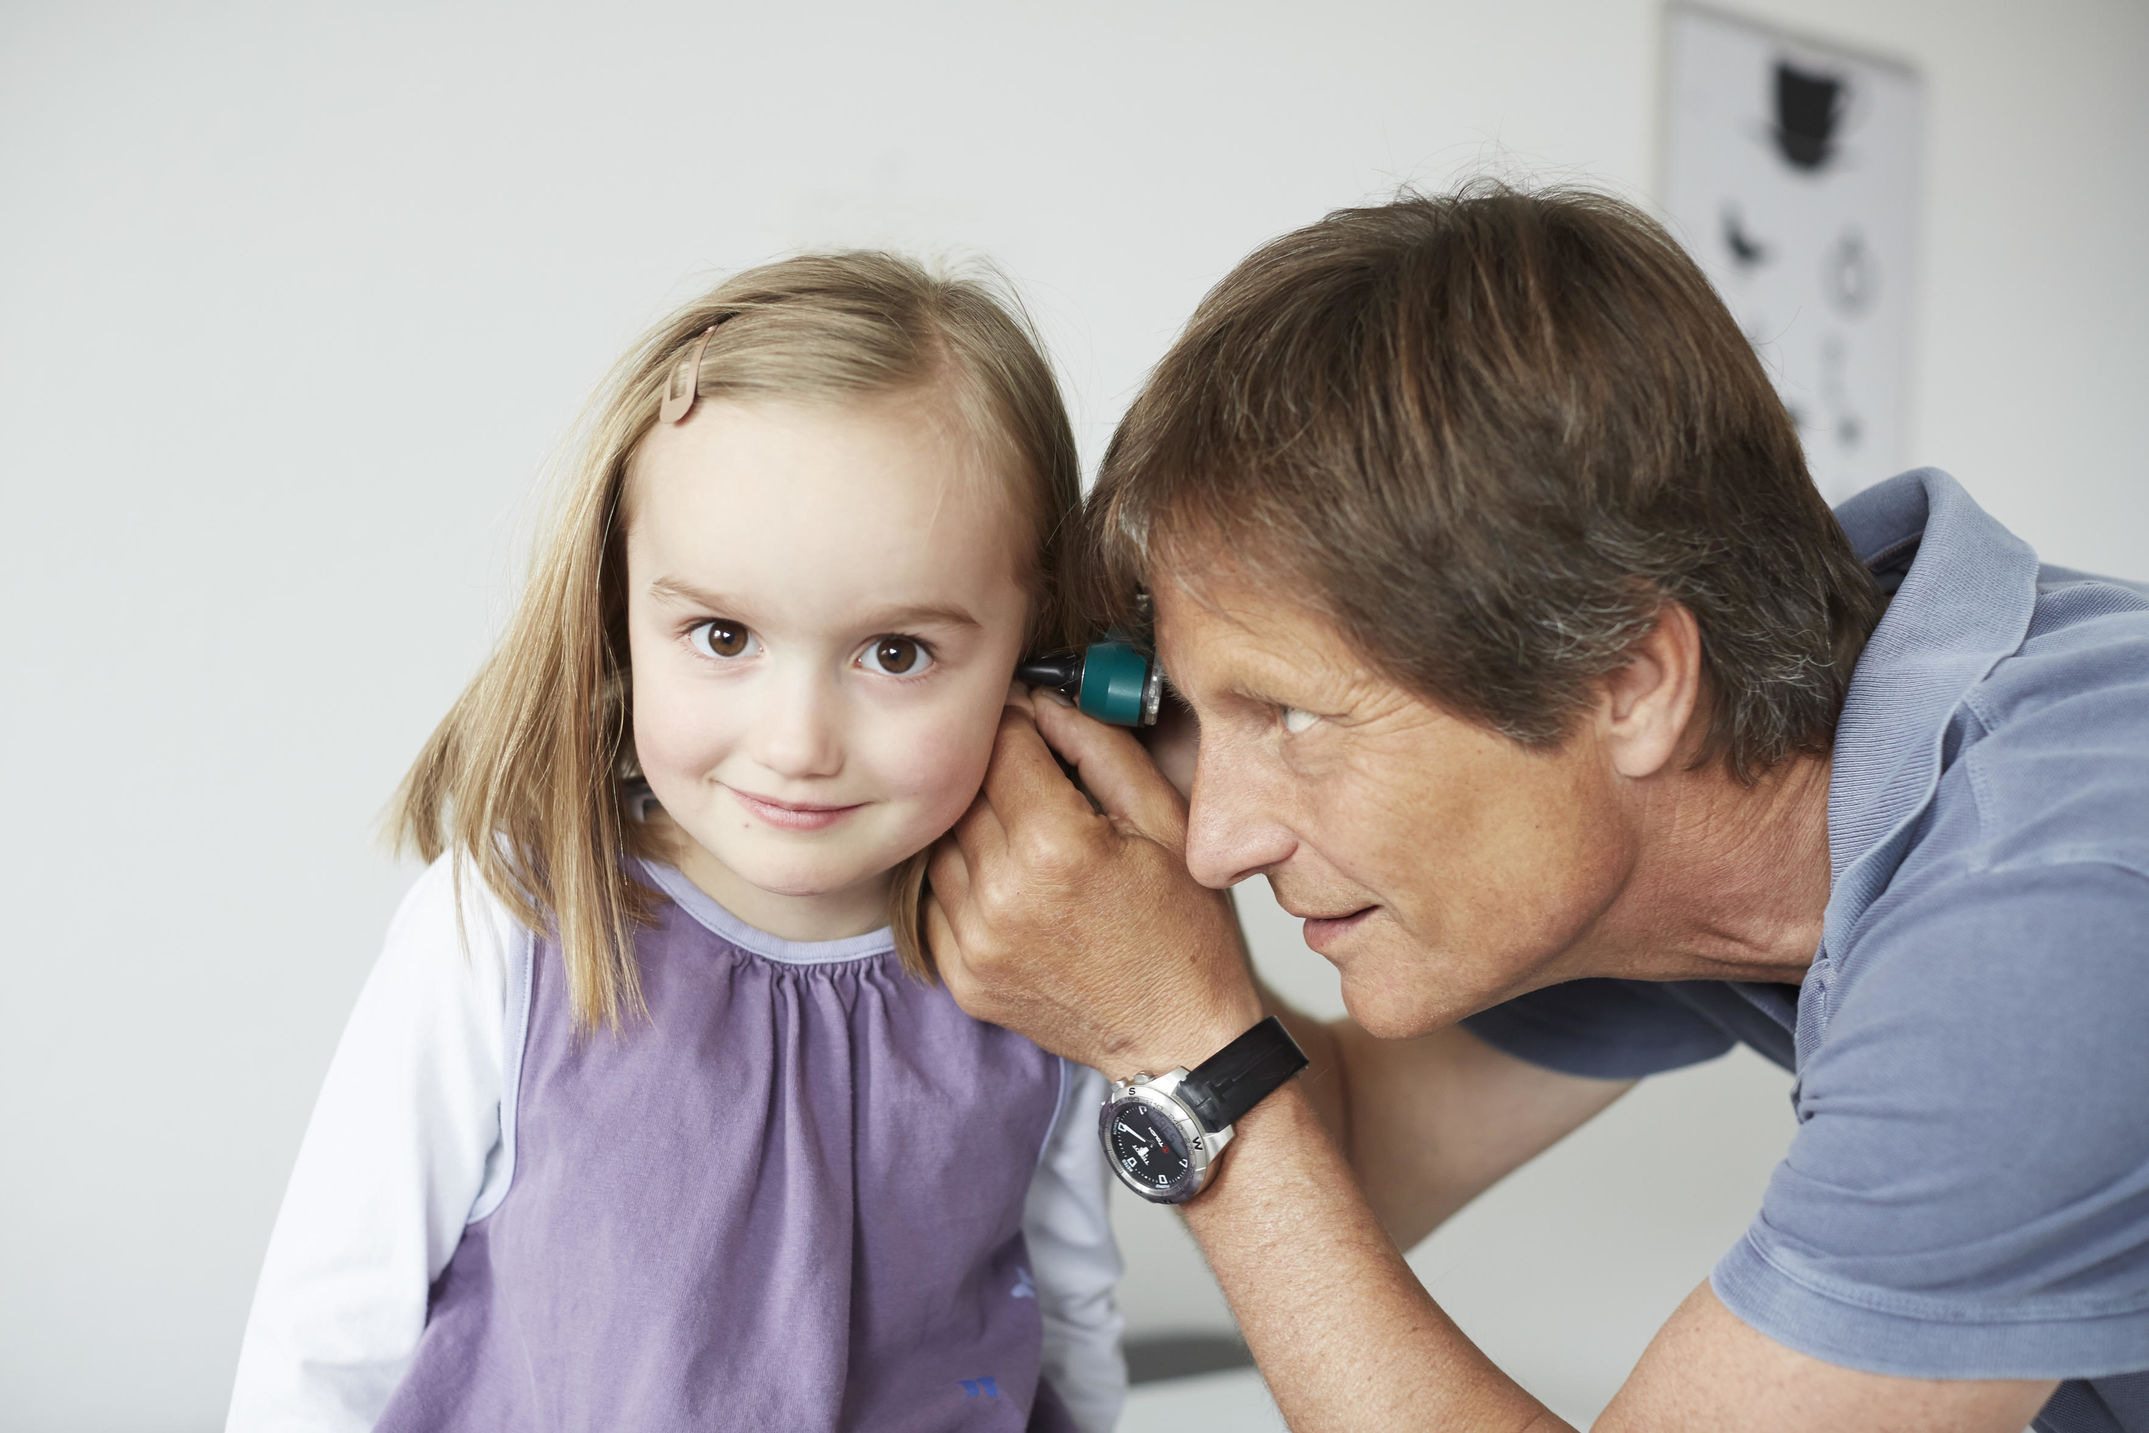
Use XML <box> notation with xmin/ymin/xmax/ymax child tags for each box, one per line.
<box><xmin>979</xmin><ymin>703</ymin><xmax>1102</xmax><ymax>824</ymax></box>
<box><xmin>927</xmin><ymin>833</ymin><xmax>973</xmax><ymax>917</ymax></box>
<box><xmin>947</xmin><ymin>784</ymin><xmax>1007</xmax><ymax>875</ymax></box>
<box><xmin>922</xmin><ymin>888</ymin><xmax>960</xmax><ymax>974</ymax></box>
<box><xmin>1033</xmin><ymin>696</ymin><xmax>1190</xmax><ymax>847</ymax></box>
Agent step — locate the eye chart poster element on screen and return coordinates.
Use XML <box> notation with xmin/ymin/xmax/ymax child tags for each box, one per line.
<box><xmin>1661</xmin><ymin>5</ymin><xmax>1924</xmax><ymax>504</ymax></box>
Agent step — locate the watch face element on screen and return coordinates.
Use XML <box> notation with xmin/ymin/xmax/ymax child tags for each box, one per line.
<box><xmin>1106</xmin><ymin>1099</ymin><xmax>1193</xmax><ymax>1197</ymax></box>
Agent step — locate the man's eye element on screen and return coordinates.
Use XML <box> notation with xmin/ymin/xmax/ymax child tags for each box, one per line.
<box><xmin>1281</xmin><ymin>706</ymin><xmax>1319</xmax><ymax>735</ymax></box>
<box><xmin>689</xmin><ymin>620</ymin><xmax>758</xmax><ymax>660</ymax></box>
<box><xmin>859</xmin><ymin>635</ymin><xmax>933</xmax><ymax>676</ymax></box>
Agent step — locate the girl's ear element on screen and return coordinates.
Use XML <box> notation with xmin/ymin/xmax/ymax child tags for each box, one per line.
<box><xmin>887</xmin><ymin>846</ymin><xmax>938</xmax><ymax>983</ymax></box>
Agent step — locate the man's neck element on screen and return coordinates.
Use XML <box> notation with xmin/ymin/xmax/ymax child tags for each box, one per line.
<box><xmin>1591</xmin><ymin>751</ymin><xmax>1834</xmax><ymax>986</ymax></box>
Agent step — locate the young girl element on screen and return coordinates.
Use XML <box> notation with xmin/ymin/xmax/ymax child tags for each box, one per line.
<box><xmin>227</xmin><ymin>255</ymin><xmax>1124</xmax><ymax>1432</ymax></box>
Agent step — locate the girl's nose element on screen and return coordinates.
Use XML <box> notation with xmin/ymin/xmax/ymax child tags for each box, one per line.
<box><xmin>746</xmin><ymin>666</ymin><xmax>846</xmax><ymax>781</ymax></box>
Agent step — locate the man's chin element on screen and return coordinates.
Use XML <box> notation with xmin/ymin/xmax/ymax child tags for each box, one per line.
<box><xmin>1337</xmin><ymin>975</ymin><xmax>1456</xmax><ymax>1040</ymax></box>
<box><xmin>1346</xmin><ymin>1005</ymin><xmax>1440</xmax><ymax>1041</ymax></box>
<box><xmin>1334</xmin><ymin>944</ymin><xmax>1486</xmax><ymax>1039</ymax></box>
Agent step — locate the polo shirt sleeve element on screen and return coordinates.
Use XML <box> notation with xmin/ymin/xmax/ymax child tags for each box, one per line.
<box><xmin>1713</xmin><ymin>859</ymin><xmax>2149</xmax><ymax>1380</ymax></box>
<box><xmin>1462</xmin><ymin>978</ymin><xmax>1737</xmax><ymax>1080</ymax></box>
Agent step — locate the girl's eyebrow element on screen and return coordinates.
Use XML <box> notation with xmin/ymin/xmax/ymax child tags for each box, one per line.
<box><xmin>645</xmin><ymin>577</ymin><xmax>982</xmax><ymax>633</ymax></box>
<box><xmin>854</xmin><ymin>601</ymin><xmax>984</xmax><ymax>632</ymax></box>
<box><xmin>646</xmin><ymin>576</ymin><xmax>750</xmax><ymax>611</ymax></box>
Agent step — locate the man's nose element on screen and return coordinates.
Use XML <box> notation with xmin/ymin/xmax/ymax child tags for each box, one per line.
<box><xmin>1182</xmin><ymin>742</ymin><xmax>1295</xmax><ymax>890</ymax></box>
<box><xmin>747</xmin><ymin>663</ymin><xmax>845</xmax><ymax>781</ymax></box>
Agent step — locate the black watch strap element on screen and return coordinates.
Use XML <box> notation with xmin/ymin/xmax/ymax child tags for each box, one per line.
<box><xmin>1177</xmin><ymin>1016</ymin><xmax>1308</xmax><ymax>1132</ymax></box>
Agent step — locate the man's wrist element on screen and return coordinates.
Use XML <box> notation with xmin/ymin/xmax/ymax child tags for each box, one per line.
<box><xmin>1112</xmin><ymin>996</ymin><xmax>1265</xmax><ymax>1081</ymax></box>
<box><xmin>1177</xmin><ymin>1075</ymin><xmax>1304</xmax><ymax>1205</ymax></box>
<box><xmin>1101</xmin><ymin>1012</ymin><xmax>1306</xmax><ymax>1204</ymax></box>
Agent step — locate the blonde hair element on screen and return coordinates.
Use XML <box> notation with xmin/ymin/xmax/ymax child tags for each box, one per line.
<box><xmin>395</xmin><ymin>253</ymin><xmax>1081</xmax><ymax>1031</ymax></box>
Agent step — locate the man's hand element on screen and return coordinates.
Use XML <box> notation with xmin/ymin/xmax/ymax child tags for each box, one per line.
<box><xmin>926</xmin><ymin>696</ymin><xmax>1263</xmax><ymax>1075</ymax></box>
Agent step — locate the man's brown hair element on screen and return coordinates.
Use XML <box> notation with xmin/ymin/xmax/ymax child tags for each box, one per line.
<box><xmin>1087</xmin><ymin>181</ymin><xmax>1883</xmax><ymax>779</ymax></box>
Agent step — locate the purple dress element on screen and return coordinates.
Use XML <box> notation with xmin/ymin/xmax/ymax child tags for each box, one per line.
<box><xmin>374</xmin><ymin>860</ymin><xmax>1081</xmax><ymax>1432</ymax></box>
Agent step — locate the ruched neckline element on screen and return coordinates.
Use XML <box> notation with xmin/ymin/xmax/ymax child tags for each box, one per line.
<box><xmin>636</xmin><ymin>858</ymin><xmax>896</xmax><ymax>966</ymax></box>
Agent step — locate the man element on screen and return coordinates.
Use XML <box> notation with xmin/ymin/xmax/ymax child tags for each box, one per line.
<box><xmin>925</xmin><ymin>185</ymin><xmax>2149</xmax><ymax>1432</ymax></box>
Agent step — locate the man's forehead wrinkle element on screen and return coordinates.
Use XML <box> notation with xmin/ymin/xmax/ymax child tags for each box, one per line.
<box><xmin>1156</xmin><ymin>547</ymin><xmax>1336</xmax><ymax>644</ymax></box>
<box><xmin>1157</xmin><ymin>563</ymin><xmax>1259</xmax><ymax>632</ymax></box>
<box><xmin>1158</xmin><ymin>578</ymin><xmax>1368</xmax><ymax>709</ymax></box>
<box><xmin>1151</xmin><ymin>515</ymin><xmax>1336</xmax><ymax>618</ymax></box>
<box><xmin>1152</xmin><ymin>572</ymin><xmax>1256</xmax><ymax>694</ymax></box>
<box><xmin>1235</xmin><ymin>642</ymin><xmax>1372</xmax><ymax>708</ymax></box>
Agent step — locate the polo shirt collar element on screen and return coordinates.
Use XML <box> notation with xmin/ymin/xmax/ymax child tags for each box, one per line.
<box><xmin>1823</xmin><ymin>468</ymin><xmax>2039</xmax><ymax>937</ymax></box>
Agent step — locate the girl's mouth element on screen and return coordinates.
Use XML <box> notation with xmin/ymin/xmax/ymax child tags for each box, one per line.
<box><xmin>724</xmin><ymin>787</ymin><xmax>865</xmax><ymax>832</ymax></box>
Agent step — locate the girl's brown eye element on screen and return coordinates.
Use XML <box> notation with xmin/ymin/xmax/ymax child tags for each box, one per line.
<box><xmin>691</xmin><ymin>621</ymin><xmax>756</xmax><ymax>660</ymax></box>
<box><xmin>863</xmin><ymin>636</ymin><xmax>931</xmax><ymax>676</ymax></box>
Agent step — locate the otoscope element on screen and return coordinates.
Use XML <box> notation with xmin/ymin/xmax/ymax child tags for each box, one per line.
<box><xmin>1015</xmin><ymin>641</ymin><xmax>1164</xmax><ymax>726</ymax></box>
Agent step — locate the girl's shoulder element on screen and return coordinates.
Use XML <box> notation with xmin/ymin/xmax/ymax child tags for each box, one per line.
<box><xmin>372</xmin><ymin>852</ymin><xmax>536</xmax><ymax>1020</ymax></box>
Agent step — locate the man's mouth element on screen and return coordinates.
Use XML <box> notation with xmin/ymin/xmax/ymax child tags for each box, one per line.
<box><xmin>1293</xmin><ymin>905</ymin><xmax>1378</xmax><ymax>953</ymax></box>
<box><xmin>724</xmin><ymin>787</ymin><xmax>865</xmax><ymax>832</ymax></box>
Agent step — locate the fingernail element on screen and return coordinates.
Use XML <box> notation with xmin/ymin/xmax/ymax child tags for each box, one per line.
<box><xmin>1037</xmin><ymin>687</ymin><xmax>1074</xmax><ymax>707</ymax></box>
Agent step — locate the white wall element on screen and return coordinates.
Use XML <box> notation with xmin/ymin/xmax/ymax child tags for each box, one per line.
<box><xmin>2</xmin><ymin>2</ymin><xmax>2142</xmax><ymax>1427</ymax></box>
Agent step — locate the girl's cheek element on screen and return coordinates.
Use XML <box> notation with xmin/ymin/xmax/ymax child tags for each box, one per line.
<box><xmin>632</xmin><ymin>667</ymin><xmax>732</xmax><ymax>779</ymax></box>
<box><xmin>868</xmin><ymin>697</ymin><xmax>1002</xmax><ymax>812</ymax></box>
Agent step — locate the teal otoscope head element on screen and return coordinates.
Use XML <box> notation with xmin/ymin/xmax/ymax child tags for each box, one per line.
<box><xmin>1014</xmin><ymin>642</ymin><xmax>1164</xmax><ymax>726</ymax></box>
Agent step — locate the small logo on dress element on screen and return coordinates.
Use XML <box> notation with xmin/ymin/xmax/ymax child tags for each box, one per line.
<box><xmin>960</xmin><ymin>1377</ymin><xmax>1000</xmax><ymax>1399</ymax></box>
<box><xmin>1011</xmin><ymin>1267</ymin><xmax>1036</xmax><ymax>1300</ymax></box>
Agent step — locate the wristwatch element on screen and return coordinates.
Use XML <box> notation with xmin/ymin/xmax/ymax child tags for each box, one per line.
<box><xmin>1098</xmin><ymin>1016</ymin><xmax>1308</xmax><ymax>1204</ymax></box>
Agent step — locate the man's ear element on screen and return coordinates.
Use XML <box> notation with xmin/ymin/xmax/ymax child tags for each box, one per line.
<box><xmin>1597</xmin><ymin>602</ymin><xmax>1703</xmax><ymax>780</ymax></box>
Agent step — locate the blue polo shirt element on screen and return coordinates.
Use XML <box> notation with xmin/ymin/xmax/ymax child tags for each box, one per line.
<box><xmin>1464</xmin><ymin>469</ymin><xmax>2149</xmax><ymax>1432</ymax></box>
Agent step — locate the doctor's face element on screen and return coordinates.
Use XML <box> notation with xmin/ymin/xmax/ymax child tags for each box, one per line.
<box><xmin>1156</xmin><ymin>558</ymin><xmax>1633</xmax><ymax>1038</ymax></box>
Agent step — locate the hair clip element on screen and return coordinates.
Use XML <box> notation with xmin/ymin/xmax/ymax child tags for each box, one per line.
<box><xmin>659</xmin><ymin>325</ymin><xmax>719</xmax><ymax>424</ymax></box>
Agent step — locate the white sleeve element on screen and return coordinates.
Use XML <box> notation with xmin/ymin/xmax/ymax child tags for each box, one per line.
<box><xmin>226</xmin><ymin>856</ymin><xmax>530</xmax><ymax>1433</ymax></box>
<box><xmin>1022</xmin><ymin>1061</ymin><xmax>1127</xmax><ymax>1433</ymax></box>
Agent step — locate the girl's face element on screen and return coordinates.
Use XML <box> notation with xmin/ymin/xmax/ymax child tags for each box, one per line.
<box><xmin>624</xmin><ymin>390</ymin><xmax>1034</xmax><ymax>940</ymax></box>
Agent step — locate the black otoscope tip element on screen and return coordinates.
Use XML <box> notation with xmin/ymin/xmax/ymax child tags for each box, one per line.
<box><xmin>1014</xmin><ymin>653</ymin><xmax>1082</xmax><ymax>690</ymax></box>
